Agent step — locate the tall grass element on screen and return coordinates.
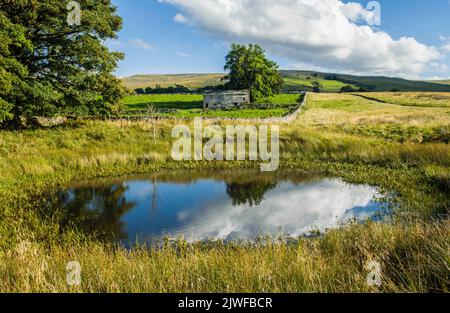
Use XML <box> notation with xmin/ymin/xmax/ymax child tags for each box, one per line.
<box><xmin>0</xmin><ymin>221</ymin><xmax>447</xmax><ymax>292</ymax></box>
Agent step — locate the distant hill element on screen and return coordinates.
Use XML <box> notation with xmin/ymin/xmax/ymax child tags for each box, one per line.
<box><xmin>426</xmin><ymin>80</ymin><xmax>450</xmax><ymax>86</ymax></box>
<box><xmin>280</xmin><ymin>70</ymin><xmax>450</xmax><ymax>92</ymax></box>
<box><xmin>120</xmin><ymin>71</ymin><xmax>450</xmax><ymax>93</ymax></box>
<box><xmin>121</xmin><ymin>73</ymin><xmax>225</xmax><ymax>89</ymax></box>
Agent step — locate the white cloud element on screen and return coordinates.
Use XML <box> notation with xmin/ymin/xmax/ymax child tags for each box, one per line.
<box><xmin>341</xmin><ymin>2</ymin><xmax>375</xmax><ymax>24</ymax></box>
<box><xmin>423</xmin><ymin>76</ymin><xmax>448</xmax><ymax>81</ymax></box>
<box><xmin>442</xmin><ymin>43</ymin><xmax>450</xmax><ymax>54</ymax></box>
<box><xmin>160</xmin><ymin>0</ymin><xmax>441</xmax><ymax>78</ymax></box>
<box><xmin>129</xmin><ymin>39</ymin><xmax>154</xmax><ymax>52</ymax></box>
<box><xmin>174</xmin><ymin>13</ymin><xmax>189</xmax><ymax>23</ymax></box>
<box><xmin>430</xmin><ymin>62</ymin><xmax>449</xmax><ymax>72</ymax></box>
<box><xmin>176</xmin><ymin>51</ymin><xmax>191</xmax><ymax>57</ymax></box>
<box><xmin>105</xmin><ymin>39</ymin><xmax>124</xmax><ymax>47</ymax></box>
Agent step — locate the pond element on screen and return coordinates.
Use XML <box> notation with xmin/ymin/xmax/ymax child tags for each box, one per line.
<box><xmin>57</xmin><ymin>171</ymin><xmax>390</xmax><ymax>246</ymax></box>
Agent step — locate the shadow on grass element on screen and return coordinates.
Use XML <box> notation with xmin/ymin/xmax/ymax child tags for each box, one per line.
<box><xmin>128</xmin><ymin>101</ymin><xmax>203</xmax><ymax>111</ymax></box>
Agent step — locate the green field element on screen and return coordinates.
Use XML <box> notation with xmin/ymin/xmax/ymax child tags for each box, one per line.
<box><xmin>0</xmin><ymin>92</ymin><xmax>449</xmax><ymax>292</ymax></box>
<box><xmin>121</xmin><ymin>94</ymin><xmax>301</xmax><ymax>118</ymax></box>
<box><xmin>283</xmin><ymin>77</ymin><xmax>357</xmax><ymax>92</ymax></box>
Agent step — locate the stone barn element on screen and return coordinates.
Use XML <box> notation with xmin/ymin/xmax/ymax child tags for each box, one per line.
<box><xmin>203</xmin><ymin>90</ymin><xmax>250</xmax><ymax>109</ymax></box>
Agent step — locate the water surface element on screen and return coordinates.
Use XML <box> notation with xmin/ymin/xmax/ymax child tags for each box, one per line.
<box><xmin>58</xmin><ymin>171</ymin><xmax>388</xmax><ymax>245</ymax></box>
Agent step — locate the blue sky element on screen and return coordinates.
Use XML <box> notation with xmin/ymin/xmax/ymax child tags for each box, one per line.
<box><xmin>108</xmin><ymin>0</ymin><xmax>450</xmax><ymax>79</ymax></box>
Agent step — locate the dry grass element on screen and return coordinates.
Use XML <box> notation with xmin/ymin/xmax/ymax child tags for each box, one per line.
<box><xmin>0</xmin><ymin>221</ymin><xmax>448</xmax><ymax>293</ymax></box>
<box><xmin>352</xmin><ymin>92</ymin><xmax>450</xmax><ymax>108</ymax></box>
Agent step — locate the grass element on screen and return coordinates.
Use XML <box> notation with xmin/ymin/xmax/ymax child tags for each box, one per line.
<box><xmin>123</xmin><ymin>94</ymin><xmax>203</xmax><ymax>111</ymax></box>
<box><xmin>0</xmin><ymin>92</ymin><xmax>449</xmax><ymax>292</ymax></box>
<box><xmin>352</xmin><ymin>92</ymin><xmax>450</xmax><ymax>108</ymax></box>
<box><xmin>283</xmin><ymin>77</ymin><xmax>357</xmax><ymax>92</ymax></box>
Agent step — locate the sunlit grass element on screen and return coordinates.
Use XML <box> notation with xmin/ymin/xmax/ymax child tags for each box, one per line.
<box><xmin>352</xmin><ymin>92</ymin><xmax>450</xmax><ymax>108</ymax></box>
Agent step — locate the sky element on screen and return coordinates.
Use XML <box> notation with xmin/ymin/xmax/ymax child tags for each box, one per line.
<box><xmin>107</xmin><ymin>0</ymin><xmax>450</xmax><ymax>80</ymax></box>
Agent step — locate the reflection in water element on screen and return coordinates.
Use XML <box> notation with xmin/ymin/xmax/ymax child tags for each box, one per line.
<box><xmin>59</xmin><ymin>184</ymin><xmax>135</xmax><ymax>241</ymax></box>
<box><xmin>58</xmin><ymin>173</ymin><xmax>387</xmax><ymax>245</ymax></box>
<box><xmin>226</xmin><ymin>181</ymin><xmax>277</xmax><ymax>206</ymax></box>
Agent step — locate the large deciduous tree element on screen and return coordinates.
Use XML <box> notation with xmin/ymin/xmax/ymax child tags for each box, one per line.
<box><xmin>0</xmin><ymin>0</ymin><xmax>125</xmax><ymax>126</ymax></box>
<box><xmin>224</xmin><ymin>44</ymin><xmax>284</xmax><ymax>101</ymax></box>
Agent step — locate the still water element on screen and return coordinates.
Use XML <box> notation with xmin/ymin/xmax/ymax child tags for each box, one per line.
<box><xmin>58</xmin><ymin>171</ymin><xmax>388</xmax><ymax>245</ymax></box>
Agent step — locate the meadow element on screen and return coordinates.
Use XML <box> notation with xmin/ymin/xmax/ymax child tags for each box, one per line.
<box><xmin>283</xmin><ymin>76</ymin><xmax>357</xmax><ymax>92</ymax></box>
<box><xmin>352</xmin><ymin>92</ymin><xmax>450</xmax><ymax>108</ymax></box>
<box><xmin>0</xmin><ymin>92</ymin><xmax>448</xmax><ymax>292</ymax></box>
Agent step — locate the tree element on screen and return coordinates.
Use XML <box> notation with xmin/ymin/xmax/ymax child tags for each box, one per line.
<box><xmin>226</xmin><ymin>181</ymin><xmax>277</xmax><ymax>207</ymax></box>
<box><xmin>59</xmin><ymin>183</ymin><xmax>135</xmax><ymax>241</ymax></box>
<box><xmin>224</xmin><ymin>44</ymin><xmax>284</xmax><ymax>101</ymax></box>
<box><xmin>312</xmin><ymin>81</ymin><xmax>322</xmax><ymax>93</ymax></box>
<box><xmin>340</xmin><ymin>85</ymin><xmax>356</xmax><ymax>93</ymax></box>
<box><xmin>0</xmin><ymin>0</ymin><xmax>125</xmax><ymax>126</ymax></box>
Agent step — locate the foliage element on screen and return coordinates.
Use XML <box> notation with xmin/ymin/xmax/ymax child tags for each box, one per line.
<box><xmin>340</xmin><ymin>85</ymin><xmax>356</xmax><ymax>93</ymax></box>
<box><xmin>224</xmin><ymin>44</ymin><xmax>284</xmax><ymax>101</ymax></box>
<box><xmin>312</xmin><ymin>81</ymin><xmax>322</xmax><ymax>93</ymax></box>
<box><xmin>134</xmin><ymin>84</ymin><xmax>192</xmax><ymax>95</ymax></box>
<box><xmin>0</xmin><ymin>0</ymin><xmax>125</xmax><ymax>126</ymax></box>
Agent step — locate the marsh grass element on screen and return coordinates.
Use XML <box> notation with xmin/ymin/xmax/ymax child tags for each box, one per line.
<box><xmin>0</xmin><ymin>93</ymin><xmax>448</xmax><ymax>292</ymax></box>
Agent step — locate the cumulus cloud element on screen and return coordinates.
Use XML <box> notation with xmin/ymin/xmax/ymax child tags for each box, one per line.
<box><xmin>129</xmin><ymin>38</ymin><xmax>154</xmax><ymax>52</ymax></box>
<box><xmin>160</xmin><ymin>0</ymin><xmax>441</xmax><ymax>78</ymax></box>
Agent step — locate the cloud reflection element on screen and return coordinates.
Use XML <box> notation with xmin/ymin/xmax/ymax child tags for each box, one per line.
<box><xmin>170</xmin><ymin>179</ymin><xmax>381</xmax><ymax>242</ymax></box>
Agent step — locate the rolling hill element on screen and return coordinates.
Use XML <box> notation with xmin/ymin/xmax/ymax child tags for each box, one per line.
<box><xmin>120</xmin><ymin>73</ymin><xmax>225</xmax><ymax>89</ymax></box>
<box><xmin>280</xmin><ymin>70</ymin><xmax>450</xmax><ymax>92</ymax></box>
<box><xmin>120</xmin><ymin>71</ymin><xmax>450</xmax><ymax>93</ymax></box>
<box><xmin>426</xmin><ymin>80</ymin><xmax>450</xmax><ymax>85</ymax></box>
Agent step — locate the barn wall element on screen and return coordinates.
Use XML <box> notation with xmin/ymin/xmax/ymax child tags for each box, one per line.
<box><xmin>203</xmin><ymin>91</ymin><xmax>250</xmax><ymax>109</ymax></box>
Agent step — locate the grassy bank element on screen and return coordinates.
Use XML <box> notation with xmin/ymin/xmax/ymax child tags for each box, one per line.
<box><xmin>0</xmin><ymin>93</ymin><xmax>448</xmax><ymax>292</ymax></box>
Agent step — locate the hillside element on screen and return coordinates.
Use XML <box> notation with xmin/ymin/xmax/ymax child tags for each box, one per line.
<box><xmin>426</xmin><ymin>80</ymin><xmax>450</xmax><ymax>85</ymax></box>
<box><xmin>120</xmin><ymin>71</ymin><xmax>450</xmax><ymax>93</ymax></box>
<box><xmin>120</xmin><ymin>73</ymin><xmax>225</xmax><ymax>89</ymax></box>
<box><xmin>280</xmin><ymin>70</ymin><xmax>450</xmax><ymax>92</ymax></box>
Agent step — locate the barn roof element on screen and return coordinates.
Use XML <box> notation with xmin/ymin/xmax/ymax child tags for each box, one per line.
<box><xmin>203</xmin><ymin>90</ymin><xmax>249</xmax><ymax>95</ymax></box>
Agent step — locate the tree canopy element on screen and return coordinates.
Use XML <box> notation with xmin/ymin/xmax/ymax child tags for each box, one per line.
<box><xmin>0</xmin><ymin>0</ymin><xmax>125</xmax><ymax>126</ymax></box>
<box><xmin>224</xmin><ymin>44</ymin><xmax>284</xmax><ymax>101</ymax></box>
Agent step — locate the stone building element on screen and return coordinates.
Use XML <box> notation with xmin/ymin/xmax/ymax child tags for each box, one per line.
<box><xmin>203</xmin><ymin>90</ymin><xmax>250</xmax><ymax>109</ymax></box>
